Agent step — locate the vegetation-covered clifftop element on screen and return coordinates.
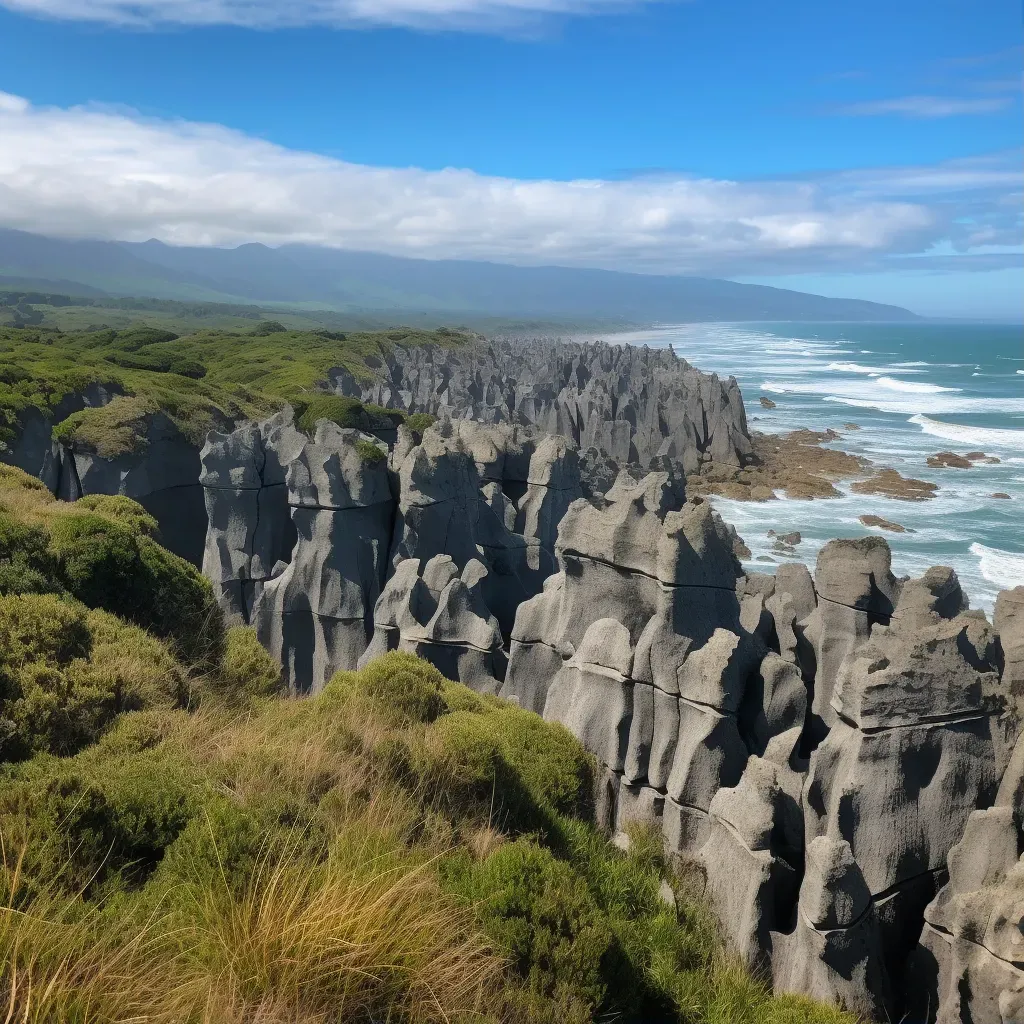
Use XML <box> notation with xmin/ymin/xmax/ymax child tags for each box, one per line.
<box><xmin>0</xmin><ymin>321</ymin><xmax>463</xmax><ymax>457</ymax></box>
<box><xmin>0</xmin><ymin>463</ymin><xmax>854</xmax><ymax>1023</ymax></box>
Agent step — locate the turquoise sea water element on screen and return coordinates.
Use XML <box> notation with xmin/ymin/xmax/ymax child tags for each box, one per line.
<box><xmin>608</xmin><ymin>322</ymin><xmax>1024</xmax><ymax>614</ymax></box>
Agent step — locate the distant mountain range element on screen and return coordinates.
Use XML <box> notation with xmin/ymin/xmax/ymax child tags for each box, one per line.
<box><xmin>0</xmin><ymin>228</ymin><xmax>918</xmax><ymax>323</ymax></box>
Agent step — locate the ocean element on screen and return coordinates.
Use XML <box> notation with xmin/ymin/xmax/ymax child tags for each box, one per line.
<box><xmin>607</xmin><ymin>321</ymin><xmax>1024</xmax><ymax>615</ymax></box>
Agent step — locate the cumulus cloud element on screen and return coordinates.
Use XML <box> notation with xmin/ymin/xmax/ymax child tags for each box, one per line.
<box><xmin>0</xmin><ymin>93</ymin><xmax>1018</xmax><ymax>275</ymax></box>
<box><xmin>0</xmin><ymin>0</ymin><xmax>643</xmax><ymax>30</ymax></box>
<box><xmin>837</xmin><ymin>95</ymin><xmax>1012</xmax><ymax>118</ymax></box>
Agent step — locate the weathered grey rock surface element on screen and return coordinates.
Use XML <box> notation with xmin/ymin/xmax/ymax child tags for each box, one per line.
<box><xmin>501</xmin><ymin>509</ymin><xmax>1023</xmax><ymax>1022</ymax></box>
<box><xmin>906</xmin><ymin>719</ymin><xmax>1024</xmax><ymax>1023</ymax></box>
<box><xmin>347</xmin><ymin>337</ymin><xmax>753</xmax><ymax>474</ymax></box>
<box><xmin>200</xmin><ymin>408</ymin><xmax>304</xmax><ymax>622</ymax></box>
<box><xmin>60</xmin><ymin>411</ymin><xmax>208</xmax><ymax>565</ymax></box>
<box><xmin>360</xmin><ymin>555</ymin><xmax>506</xmax><ymax>691</ymax></box>
<box><xmin>249</xmin><ymin>420</ymin><xmax>395</xmax><ymax>694</ymax></box>
<box><xmin>200</xmin><ymin>413</ymin><xmax>584</xmax><ymax>692</ymax></box>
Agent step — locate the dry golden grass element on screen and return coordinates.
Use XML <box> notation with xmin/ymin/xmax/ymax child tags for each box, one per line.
<box><xmin>0</xmin><ymin>805</ymin><xmax>503</xmax><ymax>1024</ymax></box>
<box><xmin>180</xmin><ymin>841</ymin><xmax>499</xmax><ymax>1022</ymax></box>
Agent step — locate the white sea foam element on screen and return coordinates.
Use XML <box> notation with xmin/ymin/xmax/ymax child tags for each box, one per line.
<box><xmin>825</xmin><ymin>395</ymin><xmax>1024</xmax><ymax>415</ymax></box>
<box><xmin>909</xmin><ymin>414</ymin><xmax>1024</xmax><ymax>451</ymax></box>
<box><xmin>826</xmin><ymin>361</ymin><xmax>925</xmax><ymax>376</ymax></box>
<box><xmin>826</xmin><ymin>362</ymin><xmax>880</xmax><ymax>374</ymax></box>
<box><xmin>763</xmin><ymin>377</ymin><xmax>962</xmax><ymax>402</ymax></box>
<box><xmin>970</xmin><ymin>543</ymin><xmax>1024</xmax><ymax>590</ymax></box>
<box><xmin>875</xmin><ymin>376</ymin><xmax>959</xmax><ymax>394</ymax></box>
<box><xmin>1018</xmin><ymin>369</ymin><xmax>1024</xmax><ymax>375</ymax></box>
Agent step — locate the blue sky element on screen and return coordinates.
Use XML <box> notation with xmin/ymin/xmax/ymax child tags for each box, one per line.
<box><xmin>0</xmin><ymin>0</ymin><xmax>1020</xmax><ymax>317</ymax></box>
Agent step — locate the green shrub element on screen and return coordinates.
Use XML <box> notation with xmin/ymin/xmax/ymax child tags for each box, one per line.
<box><xmin>108</xmin><ymin>327</ymin><xmax>179</xmax><ymax>352</ymax></box>
<box><xmin>415</xmin><ymin>702</ymin><xmax>594</xmax><ymax>835</ymax></box>
<box><xmin>295</xmin><ymin>393</ymin><xmax>404</xmax><ymax>435</ymax></box>
<box><xmin>48</xmin><ymin>511</ymin><xmax>224</xmax><ymax>667</ymax></box>
<box><xmin>0</xmin><ymin>509</ymin><xmax>59</xmax><ymax>595</ymax></box>
<box><xmin>0</xmin><ymin>594</ymin><xmax>187</xmax><ymax>762</ymax></box>
<box><xmin>74</xmin><ymin>495</ymin><xmax>159</xmax><ymax>537</ymax></box>
<box><xmin>0</xmin><ymin>746</ymin><xmax>200</xmax><ymax>897</ymax></box>
<box><xmin>106</xmin><ymin>350</ymin><xmax>207</xmax><ymax>379</ymax></box>
<box><xmin>405</xmin><ymin>412</ymin><xmax>436</xmax><ymax>434</ymax></box>
<box><xmin>355</xmin><ymin>438</ymin><xmax>387</xmax><ymax>463</ymax></box>
<box><xmin>324</xmin><ymin>650</ymin><xmax>447</xmax><ymax>727</ymax></box>
<box><xmin>52</xmin><ymin>394</ymin><xmax>157</xmax><ymax>457</ymax></box>
<box><xmin>215</xmin><ymin>625</ymin><xmax>282</xmax><ymax>702</ymax></box>
<box><xmin>249</xmin><ymin>320</ymin><xmax>287</xmax><ymax>335</ymax></box>
<box><xmin>446</xmin><ymin>839</ymin><xmax>612</xmax><ymax>1017</ymax></box>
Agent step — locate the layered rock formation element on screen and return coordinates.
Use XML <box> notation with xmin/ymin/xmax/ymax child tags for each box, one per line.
<box><xmin>501</xmin><ymin>471</ymin><xmax>769</xmax><ymax>849</ymax></box>
<box><xmin>195</xmin><ymin>400</ymin><xmax>1024</xmax><ymax>1019</ymax></box>
<box><xmin>359</xmin><ymin>555</ymin><xmax>506</xmax><ymax>691</ymax></box>
<box><xmin>249</xmin><ymin>422</ymin><xmax>395</xmax><ymax>694</ymax></box>
<box><xmin>200</xmin><ymin>409</ymin><xmax>303</xmax><ymax>622</ymax></box>
<box><xmin>347</xmin><ymin>337</ymin><xmax>752</xmax><ymax>474</ymax></box>
<box><xmin>387</xmin><ymin>419</ymin><xmax>583</xmax><ymax>635</ymax></box>
<box><xmin>907</xmin><ymin>726</ymin><xmax>1024</xmax><ymax>1023</ymax></box>
<box><xmin>200</xmin><ymin>413</ymin><xmax>583</xmax><ymax>692</ymax></box>
<box><xmin>499</xmin><ymin>508</ymin><xmax>1023</xmax><ymax>1022</ymax></box>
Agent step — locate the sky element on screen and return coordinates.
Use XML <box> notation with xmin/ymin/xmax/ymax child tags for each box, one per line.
<box><xmin>0</xmin><ymin>0</ymin><xmax>1020</xmax><ymax>318</ymax></box>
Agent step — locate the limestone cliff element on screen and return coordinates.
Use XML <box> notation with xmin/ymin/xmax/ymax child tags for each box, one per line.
<box><xmin>345</xmin><ymin>336</ymin><xmax>753</xmax><ymax>473</ymax></box>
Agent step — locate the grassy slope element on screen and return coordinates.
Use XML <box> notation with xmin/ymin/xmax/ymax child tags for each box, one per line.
<box><xmin>0</xmin><ymin>320</ymin><xmax>465</xmax><ymax>456</ymax></box>
<box><xmin>0</xmin><ymin>466</ymin><xmax>858</xmax><ymax>1024</ymax></box>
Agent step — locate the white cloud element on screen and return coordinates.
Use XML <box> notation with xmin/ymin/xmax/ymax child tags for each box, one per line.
<box><xmin>0</xmin><ymin>94</ymin><xmax>1017</xmax><ymax>275</ymax></box>
<box><xmin>837</xmin><ymin>95</ymin><xmax>1012</xmax><ymax>118</ymax></box>
<box><xmin>0</xmin><ymin>0</ymin><xmax>645</xmax><ymax>30</ymax></box>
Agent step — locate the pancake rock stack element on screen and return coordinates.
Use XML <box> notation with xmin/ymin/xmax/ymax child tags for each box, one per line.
<box><xmin>358</xmin><ymin>554</ymin><xmax>506</xmax><ymax>691</ymax></box>
<box><xmin>386</xmin><ymin>418</ymin><xmax>583</xmax><ymax>635</ymax></box>
<box><xmin>200</xmin><ymin>413</ymin><xmax>584</xmax><ymax>693</ymax></box>
<box><xmin>903</xmin><ymin>587</ymin><xmax>1024</xmax><ymax>1024</ymax></box>
<box><xmin>501</xmin><ymin>520</ymin><xmax>1024</xmax><ymax>1022</ymax></box>
<box><xmin>248</xmin><ymin>421</ymin><xmax>396</xmax><ymax>693</ymax></box>
<box><xmin>500</xmin><ymin>469</ymin><xmax>771</xmax><ymax>847</ymax></box>
<box><xmin>349</xmin><ymin>337</ymin><xmax>752</xmax><ymax>474</ymax></box>
<box><xmin>200</xmin><ymin>408</ymin><xmax>304</xmax><ymax>623</ymax></box>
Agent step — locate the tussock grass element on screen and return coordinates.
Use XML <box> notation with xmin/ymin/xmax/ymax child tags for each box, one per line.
<box><xmin>0</xmin><ymin>826</ymin><xmax>500</xmax><ymax>1024</ymax></box>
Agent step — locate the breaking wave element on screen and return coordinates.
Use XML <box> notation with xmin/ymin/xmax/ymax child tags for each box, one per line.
<box><xmin>874</xmin><ymin>376</ymin><xmax>959</xmax><ymax>394</ymax></box>
<box><xmin>823</xmin><ymin>395</ymin><xmax>1024</xmax><ymax>415</ymax></box>
<box><xmin>825</xmin><ymin>361</ymin><xmax>923</xmax><ymax>375</ymax></box>
<box><xmin>908</xmin><ymin>415</ymin><xmax>1024</xmax><ymax>451</ymax></box>
<box><xmin>970</xmin><ymin>543</ymin><xmax>1024</xmax><ymax>591</ymax></box>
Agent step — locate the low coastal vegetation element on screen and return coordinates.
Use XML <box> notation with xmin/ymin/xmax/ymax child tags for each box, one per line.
<box><xmin>0</xmin><ymin>465</ymin><xmax>855</xmax><ymax>1023</ymax></box>
<box><xmin>0</xmin><ymin>319</ymin><xmax>457</xmax><ymax>456</ymax></box>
